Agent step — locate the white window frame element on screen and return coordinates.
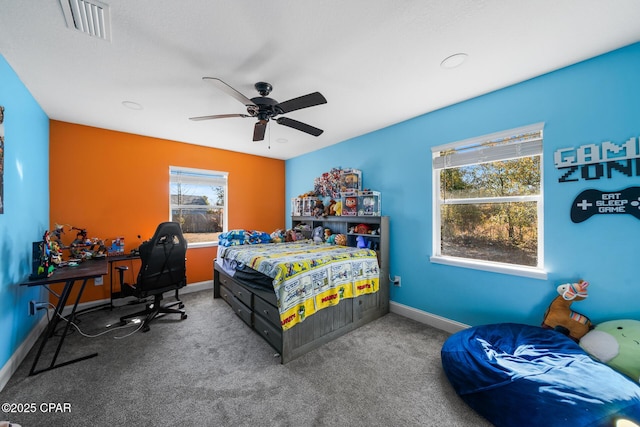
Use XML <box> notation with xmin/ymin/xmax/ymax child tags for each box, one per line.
<box><xmin>169</xmin><ymin>166</ymin><xmax>228</xmax><ymax>248</ymax></box>
<box><xmin>430</xmin><ymin>123</ymin><xmax>547</xmax><ymax>279</ymax></box>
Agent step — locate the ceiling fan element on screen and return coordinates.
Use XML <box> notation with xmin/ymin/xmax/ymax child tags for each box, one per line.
<box><xmin>190</xmin><ymin>77</ymin><xmax>327</xmax><ymax>142</ymax></box>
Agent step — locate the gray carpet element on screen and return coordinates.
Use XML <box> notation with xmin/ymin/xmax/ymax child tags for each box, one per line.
<box><xmin>0</xmin><ymin>290</ymin><xmax>491</xmax><ymax>426</ymax></box>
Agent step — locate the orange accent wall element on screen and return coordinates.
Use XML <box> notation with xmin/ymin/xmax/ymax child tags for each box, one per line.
<box><xmin>49</xmin><ymin>120</ymin><xmax>285</xmax><ymax>304</ymax></box>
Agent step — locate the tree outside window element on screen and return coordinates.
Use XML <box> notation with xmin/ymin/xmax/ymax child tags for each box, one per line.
<box><xmin>170</xmin><ymin>167</ymin><xmax>228</xmax><ymax>245</ymax></box>
<box><xmin>432</xmin><ymin>124</ymin><xmax>544</xmax><ymax>273</ymax></box>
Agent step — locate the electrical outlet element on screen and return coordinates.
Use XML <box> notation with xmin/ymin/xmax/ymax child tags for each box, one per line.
<box><xmin>393</xmin><ymin>276</ymin><xmax>401</xmax><ymax>287</ymax></box>
<box><xmin>28</xmin><ymin>301</ymin><xmax>48</xmax><ymax>316</ymax></box>
<box><xmin>29</xmin><ymin>300</ymin><xmax>36</xmax><ymax>316</ymax></box>
<box><xmin>94</xmin><ymin>276</ymin><xmax>103</xmax><ymax>286</ymax></box>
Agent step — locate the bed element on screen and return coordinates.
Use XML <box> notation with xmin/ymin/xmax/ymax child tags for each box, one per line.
<box><xmin>213</xmin><ymin>238</ymin><xmax>389</xmax><ymax>363</ymax></box>
<box><xmin>441</xmin><ymin>323</ymin><xmax>640</xmax><ymax>427</ymax></box>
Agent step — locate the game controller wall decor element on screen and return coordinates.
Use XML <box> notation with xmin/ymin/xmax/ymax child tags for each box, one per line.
<box><xmin>571</xmin><ymin>187</ymin><xmax>640</xmax><ymax>223</ymax></box>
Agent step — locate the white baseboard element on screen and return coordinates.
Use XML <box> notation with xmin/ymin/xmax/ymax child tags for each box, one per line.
<box><xmin>68</xmin><ymin>280</ymin><xmax>214</xmax><ymax>313</ymax></box>
<box><xmin>0</xmin><ymin>315</ymin><xmax>49</xmax><ymax>392</ymax></box>
<box><xmin>389</xmin><ymin>301</ymin><xmax>470</xmax><ymax>334</ymax></box>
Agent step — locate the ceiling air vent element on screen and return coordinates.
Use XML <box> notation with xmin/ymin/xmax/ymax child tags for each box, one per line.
<box><xmin>59</xmin><ymin>0</ymin><xmax>111</xmax><ymax>41</ymax></box>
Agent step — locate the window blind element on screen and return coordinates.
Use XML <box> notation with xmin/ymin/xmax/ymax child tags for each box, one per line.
<box><xmin>432</xmin><ymin>122</ymin><xmax>544</xmax><ymax>169</ymax></box>
<box><xmin>170</xmin><ymin>167</ymin><xmax>228</xmax><ymax>186</ymax></box>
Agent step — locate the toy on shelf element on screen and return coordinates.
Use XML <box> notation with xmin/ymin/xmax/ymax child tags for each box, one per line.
<box><xmin>314</xmin><ymin>167</ymin><xmax>343</xmax><ymax>199</ymax></box>
<box><xmin>341</xmin><ymin>191</ymin><xmax>358</xmax><ymax>216</ymax></box>
<box><xmin>358</xmin><ymin>190</ymin><xmax>381</xmax><ymax>216</ymax></box>
<box><xmin>312</xmin><ymin>226</ymin><xmax>324</xmax><ymax>243</ymax></box>
<box><xmin>334</xmin><ymin>233</ymin><xmax>347</xmax><ymax>246</ymax></box>
<box><xmin>541</xmin><ymin>279</ymin><xmax>593</xmax><ymax>341</ymax></box>
<box><xmin>340</xmin><ymin>168</ymin><xmax>362</xmax><ymax>193</ymax></box>
<box><xmin>313</xmin><ymin>199</ymin><xmax>325</xmax><ymax>218</ymax></box>
<box><xmin>291</xmin><ymin>198</ymin><xmax>302</xmax><ymax>216</ymax></box>
<box><xmin>325</xmin><ymin>199</ymin><xmax>337</xmax><ymax>216</ymax></box>
<box><xmin>333</xmin><ymin>200</ymin><xmax>343</xmax><ymax>216</ymax></box>
<box><xmin>301</xmin><ymin>195</ymin><xmax>318</xmax><ymax>217</ymax></box>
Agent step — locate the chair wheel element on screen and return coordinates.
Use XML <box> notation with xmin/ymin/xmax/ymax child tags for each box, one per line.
<box><xmin>181</xmin><ymin>313</ymin><xmax>188</xmax><ymax>320</ymax></box>
<box><xmin>179</xmin><ymin>303</ymin><xmax>185</xmax><ymax>309</ymax></box>
<box><xmin>142</xmin><ymin>324</ymin><xmax>150</xmax><ymax>333</ymax></box>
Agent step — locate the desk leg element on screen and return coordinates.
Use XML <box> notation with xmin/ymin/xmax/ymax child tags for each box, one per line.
<box><xmin>29</xmin><ymin>278</ymin><xmax>98</xmax><ymax>376</ymax></box>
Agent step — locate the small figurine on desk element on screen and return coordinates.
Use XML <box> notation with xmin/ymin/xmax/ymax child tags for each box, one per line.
<box><xmin>30</xmin><ymin>230</ymin><xmax>55</xmax><ymax>279</ymax></box>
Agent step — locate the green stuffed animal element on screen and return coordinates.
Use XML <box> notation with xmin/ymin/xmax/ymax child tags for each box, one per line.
<box><xmin>580</xmin><ymin>319</ymin><xmax>640</xmax><ymax>383</ymax></box>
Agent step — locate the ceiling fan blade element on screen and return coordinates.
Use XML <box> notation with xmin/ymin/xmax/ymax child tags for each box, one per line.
<box><xmin>253</xmin><ymin>120</ymin><xmax>268</xmax><ymax>141</ymax></box>
<box><xmin>203</xmin><ymin>77</ymin><xmax>257</xmax><ymax>108</ymax></box>
<box><xmin>277</xmin><ymin>92</ymin><xmax>327</xmax><ymax>114</ymax></box>
<box><xmin>189</xmin><ymin>113</ymin><xmax>251</xmax><ymax>121</ymax></box>
<box><xmin>276</xmin><ymin>117</ymin><xmax>323</xmax><ymax>137</ymax></box>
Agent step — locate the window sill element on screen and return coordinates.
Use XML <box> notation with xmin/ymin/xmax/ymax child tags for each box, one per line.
<box><xmin>187</xmin><ymin>241</ymin><xmax>219</xmax><ymax>249</ymax></box>
<box><xmin>430</xmin><ymin>255</ymin><xmax>547</xmax><ymax>280</ymax></box>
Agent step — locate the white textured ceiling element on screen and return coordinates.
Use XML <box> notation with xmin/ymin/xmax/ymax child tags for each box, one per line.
<box><xmin>1</xmin><ymin>0</ymin><xmax>639</xmax><ymax>160</ymax></box>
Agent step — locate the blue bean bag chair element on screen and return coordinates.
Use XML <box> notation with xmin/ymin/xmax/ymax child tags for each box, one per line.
<box><xmin>441</xmin><ymin>323</ymin><xmax>640</xmax><ymax>427</ymax></box>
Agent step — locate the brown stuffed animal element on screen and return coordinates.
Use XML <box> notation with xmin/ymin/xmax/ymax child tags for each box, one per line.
<box><xmin>542</xmin><ymin>279</ymin><xmax>593</xmax><ymax>342</ymax></box>
<box><xmin>325</xmin><ymin>199</ymin><xmax>337</xmax><ymax>216</ymax></box>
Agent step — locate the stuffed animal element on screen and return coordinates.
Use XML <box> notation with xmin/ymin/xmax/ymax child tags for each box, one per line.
<box><xmin>354</xmin><ymin>223</ymin><xmax>371</xmax><ymax>234</ymax></box>
<box><xmin>580</xmin><ymin>319</ymin><xmax>640</xmax><ymax>383</ymax></box>
<box><xmin>325</xmin><ymin>199</ymin><xmax>337</xmax><ymax>216</ymax></box>
<box><xmin>284</xmin><ymin>229</ymin><xmax>297</xmax><ymax>242</ymax></box>
<box><xmin>334</xmin><ymin>233</ymin><xmax>347</xmax><ymax>246</ymax></box>
<box><xmin>333</xmin><ymin>200</ymin><xmax>343</xmax><ymax>216</ymax></box>
<box><xmin>270</xmin><ymin>229</ymin><xmax>284</xmax><ymax>243</ymax></box>
<box><xmin>312</xmin><ymin>226</ymin><xmax>324</xmax><ymax>243</ymax></box>
<box><xmin>313</xmin><ymin>200</ymin><xmax>325</xmax><ymax>218</ymax></box>
<box><xmin>541</xmin><ymin>279</ymin><xmax>593</xmax><ymax>342</ymax></box>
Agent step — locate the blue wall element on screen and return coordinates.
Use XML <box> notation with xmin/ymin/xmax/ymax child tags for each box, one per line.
<box><xmin>286</xmin><ymin>43</ymin><xmax>640</xmax><ymax>327</ymax></box>
<box><xmin>0</xmin><ymin>55</ymin><xmax>50</xmax><ymax>370</ymax></box>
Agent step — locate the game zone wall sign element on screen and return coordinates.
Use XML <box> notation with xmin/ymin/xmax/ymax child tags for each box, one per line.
<box><xmin>554</xmin><ymin>137</ymin><xmax>640</xmax><ymax>183</ymax></box>
<box><xmin>555</xmin><ymin>137</ymin><xmax>640</xmax><ymax>222</ymax></box>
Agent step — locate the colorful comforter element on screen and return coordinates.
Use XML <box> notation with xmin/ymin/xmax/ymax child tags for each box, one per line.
<box><xmin>217</xmin><ymin>240</ymin><xmax>380</xmax><ymax>330</ymax></box>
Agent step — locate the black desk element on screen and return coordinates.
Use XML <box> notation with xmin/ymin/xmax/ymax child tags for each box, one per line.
<box><xmin>20</xmin><ymin>258</ymin><xmax>108</xmax><ymax>376</ymax></box>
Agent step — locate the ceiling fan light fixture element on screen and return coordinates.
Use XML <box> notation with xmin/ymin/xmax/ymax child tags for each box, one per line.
<box><xmin>440</xmin><ymin>53</ymin><xmax>468</xmax><ymax>69</ymax></box>
<box><xmin>192</xmin><ymin>78</ymin><xmax>326</xmax><ymax>142</ymax></box>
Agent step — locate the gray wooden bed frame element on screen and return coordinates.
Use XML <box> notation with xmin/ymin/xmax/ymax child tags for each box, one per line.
<box><xmin>213</xmin><ymin>216</ymin><xmax>390</xmax><ymax>363</ymax></box>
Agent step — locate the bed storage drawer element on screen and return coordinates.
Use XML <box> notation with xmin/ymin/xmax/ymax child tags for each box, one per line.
<box><xmin>218</xmin><ymin>284</ymin><xmax>233</xmax><ymax>306</ymax></box>
<box><xmin>231</xmin><ymin>296</ymin><xmax>252</xmax><ymax>327</ymax></box>
<box><xmin>230</xmin><ymin>281</ymin><xmax>253</xmax><ymax>307</ymax></box>
<box><xmin>217</xmin><ymin>271</ymin><xmax>234</xmax><ymax>289</ymax></box>
<box><xmin>254</xmin><ymin>313</ymin><xmax>282</xmax><ymax>352</ymax></box>
<box><xmin>253</xmin><ymin>296</ymin><xmax>281</xmax><ymax>328</ymax></box>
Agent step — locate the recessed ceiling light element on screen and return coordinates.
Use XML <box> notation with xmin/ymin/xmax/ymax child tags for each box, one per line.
<box><xmin>440</xmin><ymin>53</ymin><xmax>468</xmax><ymax>69</ymax></box>
<box><xmin>122</xmin><ymin>101</ymin><xmax>143</xmax><ymax>110</ymax></box>
<box><xmin>276</xmin><ymin>138</ymin><xmax>288</xmax><ymax>144</ymax></box>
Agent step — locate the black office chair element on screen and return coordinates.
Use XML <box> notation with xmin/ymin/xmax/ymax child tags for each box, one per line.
<box><xmin>117</xmin><ymin>222</ymin><xmax>188</xmax><ymax>332</ymax></box>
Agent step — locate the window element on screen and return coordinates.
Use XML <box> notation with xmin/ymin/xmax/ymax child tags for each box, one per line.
<box><xmin>169</xmin><ymin>166</ymin><xmax>228</xmax><ymax>246</ymax></box>
<box><xmin>431</xmin><ymin>123</ymin><xmax>545</xmax><ymax>278</ymax></box>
